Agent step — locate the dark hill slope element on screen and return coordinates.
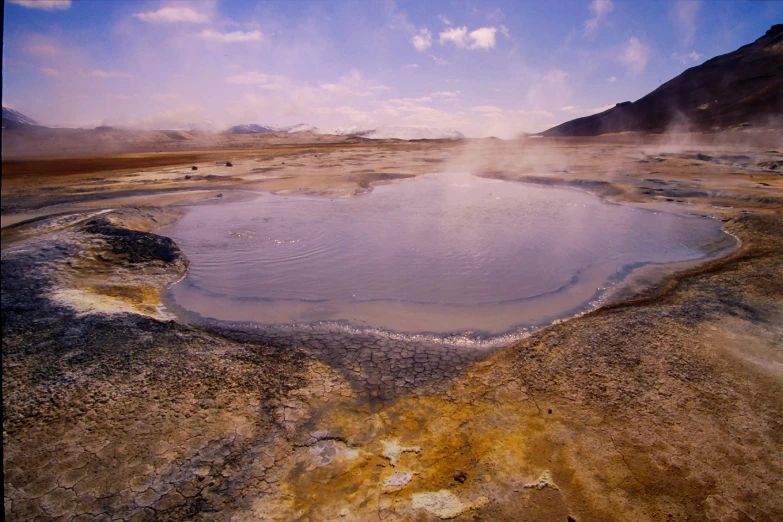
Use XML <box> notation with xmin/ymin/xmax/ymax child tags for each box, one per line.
<box><xmin>2</xmin><ymin>107</ymin><xmax>40</xmax><ymax>128</ymax></box>
<box><xmin>542</xmin><ymin>25</ymin><xmax>783</xmax><ymax>136</ymax></box>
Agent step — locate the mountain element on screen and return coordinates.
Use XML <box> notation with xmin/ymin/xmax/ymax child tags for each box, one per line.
<box><xmin>228</xmin><ymin>124</ymin><xmax>277</xmax><ymax>134</ymax></box>
<box><xmin>541</xmin><ymin>24</ymin><xmax>783</xmax><ymax>137</ymax></box>
<box><xmin>334</xmin><ymin>125</ymin><xmax>465</xmax><ymax>140</ymax></box>
<box><xmin>3</xmin><ymin>111</ymin><xmax>460</xmax><ymax>141</ymax></box>
<box><xmin>2</xmin><ymin>107</ymin><xmax>40</xmax><ymax>127</ymax></box>
<box><xmin>227</xmin><ymin>123</ymin><xmax>320</xmax><ymax>134</ymax></box>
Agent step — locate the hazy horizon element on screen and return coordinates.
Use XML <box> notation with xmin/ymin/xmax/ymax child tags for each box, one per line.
<box><xmin>2</xmin><ymin>0</ymin><xmax>781</xmax><ymax>137</ymax></box>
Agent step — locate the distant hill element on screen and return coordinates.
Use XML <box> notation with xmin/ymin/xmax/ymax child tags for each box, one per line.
<box><xmin>227</xmin><ymin>123</ymin><xmax>320</xmax><ymax>134</ymax></box>
<box><xmin>333</xmin><ymin>125</ymin><xmax>465</xmax><ymax>140</ymax></box>
<box><xmin>2</xmin><ymin>107</ymin><xmax>39</xmax><ymax>128</ymax></box>
<box><xmin>228</xmin><ymin>124</ymin><xmax>277</xmax><ymax>134</ymax></box>
<box><xmin>1</xmin><ymin>123</ymin><xmax>370</xmax><ymax>160</ymax></box>
<box><xmin>225</xmin><ymin>123</ymin><xmax>464</xmax><ymax>139</ymax></box>
<box><xmin>541</xmin><ymin>24</ymin><xmax>783</xmax><ymax>136</ymax></box>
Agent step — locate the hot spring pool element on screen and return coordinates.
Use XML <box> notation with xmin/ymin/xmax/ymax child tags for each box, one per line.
<box><xmin>159</xmin><ymin>172</ymin><xmax>734</xmax><ymax>336</ymax></box>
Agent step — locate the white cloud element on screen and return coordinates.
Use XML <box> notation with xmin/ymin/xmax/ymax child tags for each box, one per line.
<box><xmin>318</xmin><ymin>70</ymin><xmax>389</xmax><ymax>98</ymax></box>
<box><xmin>672</xmin><ymin>50</ymin><xmax>703</xmax><ymax>64</ymax></box>
<box><xmin>225</xmin><ymin>72</ymin><xmax>270</xmax><ymax>85</ymax></box>
<box><xmin>672</xmin><ymin>0</ymin><xmax>701</xmax><ymax>47</ymax></box>
<box><xmin>411</xmin><ymin>29</ymin><xmax>432</xmax><ymax>51</ymax></box>
<box><xmin>526</xmin><ymin>69</ymin><xmax>571</xmax><ymax>110</ymax></box>
<box><xmin>429</xmin><ymin>54</ymin><xmax>448</xmax><ymax>65</ymax></box>
<box><xmin>431</xmin><ymin>91</ymin><xmax>461</xmax><ymax>99</ymax></box>
<box><xmin>488</xmin><ymin>8</ymin><xmax>506</xmax><ymax>23</ymax></box>
<box><xmin>111</xmin><ymin>103</ymin><xmax>204</xmax><ymax>130</ymax></box>
<box><xmin>589</xmin><ymin>104</ymin><xmax>615</xmax><ymax>114</ymax></box>
<box><xmin>26</xmin><ymin>43</ymin><xmax>62</xmax><ymax>56</ymax></box>
<box><xmin>438</xmin><ymin>15</ymin><xmax>452</xmax><ymax>26</ymax></box>
<box><xmin>621</xmin><ymin>37</ymin><xmax>650</xmax><ymax>74</ymax></box>
<box><xmin>198</xmin><ymin>29</ymin><xmax>262</xmax><ymax>43</ymax></box>
<box><xmin>516</xmin><ymin>109</ymin><xmax>555</xmax><ymax>118</ymax></box>
<box><xmin>91</xmin><ymin>70</ymin><xmax>133</xmax><ymax>79</ymax></box>
<box><xmin>133</xmin><ymin>7</ymin><xmax>208</xmax><ymax>24</ymax></box>
<box><xmin>395</xmin><ymin>104</ymin><xmax>463</xmax><ymax>125</ymax></box>
<box><xmin>439</xmin><ymin>26</ymin><xmax>497</xmax><ymax>50</ymax></box>
<box><xmin>608</xmin><ymin>76</ymin><xmax>617</xmax><ymax>83</ymax></box>
<box><xmin>557</xmin><ymin>105</ymin><xmax>614</xmax><ymax>115</ymax></box>
<box><xmin>439</xmin><ymin>26</ymin><xmax>468</xmax><ymax>47</ymax></box>
<box><xmin>472</xmin><ymin>106</ymin><xmax>502</xmax><ymax>113</ymax></box>
<box><xmin>499</xmin><ymin>25</ymin><xmax>511</xmax><ymax>38</ymax></box>
<box><xmin>320</xmin><ymin>83</ymin><xmax>374</xmax><ymax>97</ymax></box>
<box><xmin>8</xmin><ymin>0</ymin><xmax>71</xmax><ymax>10</ymax></box>
<box><xmin>151</xmin><ymin>93</ymin><xmax>182</xmax><ymax>103</ymax></box>
<box><xmin>584</xmin><ymin>0</ymin><xmax>613</xmax><ymax>36</ymax></box>
<box><xmin>468</xmin><ymin>27</ymin><xmax>498</xmax><ymax>50</ymax></box>
<box><xmin>312</xmin><ymin>105</ymin><xmax>373</xmax><ymax>124</ymax></box>
<box><xmin>388</xmin><ymin>97</ymin><xmax>432</xmax><ymax>104</ymax></box>
<box><xmin>258</xmin><ymin>80</ymin><xmax>288</xmax><ymax>91</ymax></box>
<box><xmin>3</xmin><ymin>6</ymin><xmax>577</xmax><ymax>138</ymax></box>
<box><xmin>387</xmin><ymin>5</ymin><xmax>415</xmax><ymax>34</ymax></box>
<box><xmin>224</xmin><ymin>71</ymin><xmax>289</xmax><ymax>91</ymax></box>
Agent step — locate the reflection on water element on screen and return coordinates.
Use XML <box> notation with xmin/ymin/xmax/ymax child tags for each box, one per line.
<box><xmin>160</xmin><ymin>172</ymin><xmax>733</xmax><ymax>335</ymax></box>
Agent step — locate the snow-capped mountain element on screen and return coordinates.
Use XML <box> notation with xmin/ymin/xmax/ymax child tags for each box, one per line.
<box><xmin>2</xmin><ymin>109</ymin><xmax>463</xmax><ymax>141</ymax></box>
<box><xmin>2</xmin><ymin>107</ymin><xmax>40</xmax><ymax>127</ymax></box>
<box><xmin>227</xmin><ymin>123</ymin><xmax>321</xmax><ymax>134</ymax></box>
<box><xmin>333</xmin><ymin>125</ymin><xmax>464</xmax><ymax>140</ymax></box>
<box><xmin>228</xmin><ymin>124</ymin><xmax>277</xmax><ymax>134</ymax></box>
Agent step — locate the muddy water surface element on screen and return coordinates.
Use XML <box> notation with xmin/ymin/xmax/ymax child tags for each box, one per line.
<box><xmin>160</xmin><ymin>173</ymin><xmax>733</xmax><ymax>336</ymax></box>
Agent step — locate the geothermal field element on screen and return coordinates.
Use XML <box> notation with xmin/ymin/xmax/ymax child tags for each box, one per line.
<box><xmin>2</xmin><ymin>3</ymin><xmax>783</xmax><ymax>522</ymax></box>
<box><xmin>4</xmin><ymin>130</ymin><xmax>783</xmax><ymax>521</ymax></box>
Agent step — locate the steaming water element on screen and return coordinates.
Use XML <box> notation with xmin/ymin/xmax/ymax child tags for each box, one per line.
<box><xmin>160</xmin><ymin>172</ymin><xmax>732</xmax><ymax>336</ymax></box>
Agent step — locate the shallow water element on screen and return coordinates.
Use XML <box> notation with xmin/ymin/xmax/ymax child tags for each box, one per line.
<box><xmin>160</xmin><ymin>172</ymin><xmax>733</xmax><ymax>336</ymax></box>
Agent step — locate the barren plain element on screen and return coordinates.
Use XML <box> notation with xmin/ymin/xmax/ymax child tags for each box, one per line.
<box><xmin>3</xmin><ymin>130</ymin><xmax>783</xmax><ymax>521</ymax></box>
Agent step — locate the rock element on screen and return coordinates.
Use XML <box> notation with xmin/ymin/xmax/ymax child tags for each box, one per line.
<box><xmin>383</xmin><ymin>471</ymin><xmax>414</xmax><ymax>489</ymax></box>
<box><xmin>411</xmin><ymin>490</ymin><xmax>489</xmax><ymax>519</ymax></box>
<box><xmin>380</xmin><ymin>438</ymin><xmax>420</xmax><ymax>467</ymax></box>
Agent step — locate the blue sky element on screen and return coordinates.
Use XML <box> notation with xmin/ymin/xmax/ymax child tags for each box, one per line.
<box><xmin>2</xmin><ymin>0</ymin><xmax>781</xmax><ymax>136</ymax></box>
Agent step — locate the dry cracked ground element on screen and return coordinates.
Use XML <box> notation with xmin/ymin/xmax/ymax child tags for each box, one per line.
<box><xmin>2</xmin><ymin>134</ymin><xmax>783</xmax><ymax>521</ymax></box>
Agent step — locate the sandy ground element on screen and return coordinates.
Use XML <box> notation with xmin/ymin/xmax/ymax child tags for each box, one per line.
<box><xmin>0</xmin><ymin>139</ymin><xmax>456</xmax><ymax>227</ymax></box>
<box><xmin>2</xmin><ymin>132</ymin><xmax>782</xmax><ymax>521</ymax></box>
